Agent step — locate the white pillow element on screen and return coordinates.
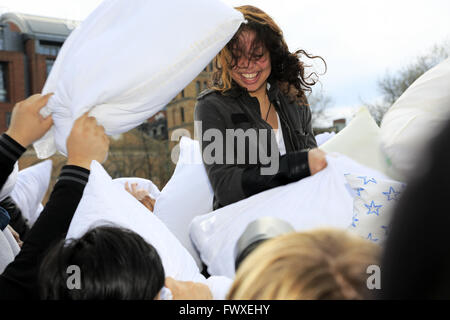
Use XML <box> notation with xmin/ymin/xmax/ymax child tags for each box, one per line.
<box><xmin>10</xmin><ymin>160</ymin><xmax>53</xmax><ymax>226</ymax></box>
<box><xmin>113</xmin><ymin>177</ymin><xmax>161</xmax><ymax>200</ymax></box>
<box><xmin>0</xmin><ymin>231</ymin><xmax>14</xmax><ymax>274</ymax></box>
<box><xmin>66</xmin><ymin>161</ymin><xmax>230</xmax><ymax>299</ymax></box>
<box><xmin>380</xmin><ymin>58</ymin><xmax>450</xmax><ymax>181</ymax></box>
<box><xmin>153</xmin><ymin>137</ymin><xmax>214</xmax><ymax>269</ymax></box>
<box><xmin>189</xmin><ymin>154</ymin><xmax>389</xmax><ymax>277</ymax></box>
<box><xmin>315</xmin><ymin>132</ymin><xmax>335</xmax><ymax>146</ymax></box>
<box><xmin>345</xmin><ymin>174</ymin><xmax>405</xmax><ymax>245</ymax></box>
<box><xmin>33</xmin><ymin>0</ymin><xmax>244</xmax><ymax>158</ymax></box>
<box><xmin>320</xmin><ymin>107</ymin><xmax>395</xmax><ymax>179</ymax></box>
<box><xmin>0</xmin><ymin>162</ymin><xmax>18</xmax><ymax>202</ymax></box>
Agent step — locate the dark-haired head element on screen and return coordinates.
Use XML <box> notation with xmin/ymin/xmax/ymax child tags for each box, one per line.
<box><xmin>212</xmin><ymin>5</ymin><xmax>325</xmax><ymax>102</ymax></box>
<box><xmin>380</xmin><ymin>118</ymin><xmax>450</xmax><ymax>299</ymax></box>
<box><xmin>39</xmin><ymin>226</ymin><xmax>165</xmax><ymax>300</ymax></box>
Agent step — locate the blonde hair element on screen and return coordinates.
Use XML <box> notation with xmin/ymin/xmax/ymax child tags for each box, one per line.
<box><xmin>227</xmin><ymin>229</ymin><xmax>381</xmax><ymax>300</ymax></box>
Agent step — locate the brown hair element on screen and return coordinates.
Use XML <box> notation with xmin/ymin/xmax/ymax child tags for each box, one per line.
<box><xmin>227</xmin><ymin>229</ymin><xmax>380</xmax><ymax>300</ymax></box>
<box><xmin>212</xmin><ymin>5</ymin><xmax>326</xmax><ymax>102</ymax></box>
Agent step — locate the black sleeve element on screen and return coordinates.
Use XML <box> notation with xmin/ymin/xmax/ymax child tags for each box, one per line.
<box><xmin>300</xmin><ymin>96</ymin><xmax>318</xmax><ymax>149</ymax></box>
<box><xmin>0</xmin><ymin>134</ymin><xmax>26</xmax><ymax>189</ymax></box>
<box><xmin>195</xmin><ymin>99</ymin><xmax>310</xmax><ymax>209</ymax></box>
<box><xmin>0</xmin><ymin>165</ymin><xmax>90</xmax><ymax>300</ymax></box>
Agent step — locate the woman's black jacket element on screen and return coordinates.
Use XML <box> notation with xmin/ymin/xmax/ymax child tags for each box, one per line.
<box><xmin>194</xmin><ymin>82</ymin><xmax>317</xmax><ymax>209</ymax></box>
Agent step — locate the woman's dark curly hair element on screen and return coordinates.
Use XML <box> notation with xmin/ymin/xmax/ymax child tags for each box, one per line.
<box><xmin>212</xmin><ymin>5</ymin><xmax>326</xmax><ymax>103</ymax></box>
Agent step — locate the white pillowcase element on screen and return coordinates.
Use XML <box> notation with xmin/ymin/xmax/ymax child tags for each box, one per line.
<box><xmin>66</xmin><ymin>161</ymin><xmax>231</xmax><ymax>299</ymax></box>
<box><xmin>153</xmin><ymin>137</ymin><xmax>214</xmax><ymax>269</ymax></box>
<box><xmin>345</xmin><ymin>174</ymin><xmax>405</xmax><ymax>245</ymax></box>
<box><xmin>10</xmin><ymin>160</ymin><xmax>52</xmax><ymax>226</ymax></box>
<box><xmin>380</xmin><ymin>58</ymin><xmax>450</xmax><ymax>180</ymax></box>
<box><xmin>315</xmin><ymin>132</ymin><xmax>335</xmax><ymax>146</ymax></box>
<box><xmin>189</xmin><ymin>154</ymin><xmax>389</xmax><ymax>277</ymax></box>
<box><xmin>320</xmin><ymin>107</ymin><xmax>395</xmax><ymax>179</ymax></box>
<box><xmin>0</xmin><ymin>162</ymin><xmax>18</xmax><ymax>202</ymax></box>
<box><xmin>33</xmin><ymin>0</ymin><xmax>244</xmax><ymax>158</ymax></box>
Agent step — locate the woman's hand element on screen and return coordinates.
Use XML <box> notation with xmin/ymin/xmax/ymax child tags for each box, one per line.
<box><xmin>308</xmin><ymin>148</ymin><xmax>327</xmax><ymax>175</ymax></box>
<box><xmin>125</xmin><ymin>182</ymin><xmax>156</xmax><ymax>212</ymax></box>
<box><xmin>165</xmin><ymin>277</ymin><xmax>213</xmax><ymax>300</ymax></box>
<box><xmin>5</xmin><ymin>93</ymin><xmax>54</xmax><ymax>148</ymax></box>
<box><xmin>66</xmin><ymin>112</ymin><xmax>110</xmax><ymax>170</ymax></box>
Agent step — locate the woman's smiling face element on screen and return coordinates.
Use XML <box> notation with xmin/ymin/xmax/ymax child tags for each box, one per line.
<box><xmin>230</xmin><ymin>30</ymin><xmax>271</xmax><ymax>94</ymax></box>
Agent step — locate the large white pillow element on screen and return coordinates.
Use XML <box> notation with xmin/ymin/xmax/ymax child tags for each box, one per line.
<box><xmin>345</xmin><ymin>174</ymin><xmax>405</xmax><ymax>245</ymax></box>
<box><xmin>320</xmin><ymin>107</ymin><xmax>394</xmax><ymax>178</ymax></box>
<box><xmin>33</xmin><ymin>0</ymin><xmax>244</xmax><ymax>158</ymax></box>
<box><xmin>189</xmin><ymin>154</ymin><xmax>390</xmax><ymax>277</ymax></box>
<box><xmin>153</xmin><ymin>137</ymin><xmax>214</xmax><ymax>269</ymax></box>
<box><xmin>380</xmin><ymin>58</ymin><xmax>450</xmax><ymax>180</ymax></box>
<box><xmin>66</xmin><ymin>161</ymin><xmax>232</xmax><ymax>299</ymax></box>
<box><xmin>10</xmin><ymin>160</ymin><xmax>53</xmax><ymax>226</ymax></box>
<box><xmin>67</xmin><ymin>161</ymin><xmax>201</xmax><ymax>281</ymax></box>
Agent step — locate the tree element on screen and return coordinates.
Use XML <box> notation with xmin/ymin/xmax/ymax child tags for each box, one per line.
<box><xmin>307</xmin><ymin>90</ymin><xmax>333</xmax><ymax>129</ymax></box>
<box><xmin>365</xmin><ymin>42</ymin><xmax>449</xmax><ymax>125</ymax></box>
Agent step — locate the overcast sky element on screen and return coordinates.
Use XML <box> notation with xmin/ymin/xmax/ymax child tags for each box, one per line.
<box><xmin>1</xmin><ymin>0</ymin><xmax>449</xmax><ymax>125</ymax></box>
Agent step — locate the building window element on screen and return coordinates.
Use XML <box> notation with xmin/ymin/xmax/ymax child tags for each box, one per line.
<box><xmin>38</xmin><ymin>40</ymin><xmax>62</xmax><ymax>56</ymax></box>
<box><xmin>209</xmin><ymin>62</ymin><xmax>213</xmax><ymax>71</ymax></box>
<box><xmin>5</xmin><ymin>111</ymin><xmax>11</xmax><ymax>128</ymax></box>
<box><xmin>204</xmin><ymin>81</ymin><xmax>208</xmax><ymax>89</ymax></box>
<box><xmin>172</xmin><ymin>108</ymin><xmax>177</xmax><ymax>125</ymax></box>
<box><xmin>0</xmin><ymin>62</ymin><xmax>8</xmax><ymax>103</ymax></box>
<box><xmin>180</xmin><ymin>107</ymin><xmax>185</xmax><ymax>123</ymax></box>
<box><xmin>196</xmin><ymin>81</ymin><xmax>201</xmax><ymax>95</ymax></box>
<box><xmin>181</xmin><ymin>90</ymin><xmax>185</xmax><ymax>98</ymax></box>
<box><xmin>46</xmin><ymin>59</ymin><xmax>55</xmax><ymax>77</ymax></box>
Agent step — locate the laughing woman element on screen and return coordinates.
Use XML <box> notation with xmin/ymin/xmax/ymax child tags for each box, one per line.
<box><xmin>194</xmin><ymin>5</ymin><xmax>328</xmax><ymax>210</ymax></box>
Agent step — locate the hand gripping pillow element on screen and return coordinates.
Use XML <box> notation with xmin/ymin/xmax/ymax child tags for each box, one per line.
<box><xmin>10</xmin><ymin>160</ymin><xmax>53</xmax><ymax>226</ymax></box>
<box><xmin>380</xmin><ymin>58</ymin><xmax>450</xmax><ymax>180</ymax></box>
<box><xmin>345</xmin><ymin>174</ymin><xmax>405</xmax><ymax>245</ymax></box>
<box><xmin>34</xmin><ymin>0</ymin><xmax>244</xmax><ymax>158</ymax></box>
<box><xmin>153</xmin><ymin>137</ymin><xmax>214</xmax><ymax>269</ymax></box>
<box><xmin>113</xmin><ymin>177</ymin><xmax>161</xmax><ymax>200</ymax></box>
<box><xmin>189</xmin><ymin>154</ymin><xmax>390</xmax><ymax>277</ymax></box>
<box><xmin>320</xmin><ymin>107</ymin><xmax>393</xmax><ymax>178</ymax></box>
<box><xmin>66</xmin><ymin>161</ymin><xmax>231</xmax><ymax>299</ymax></box>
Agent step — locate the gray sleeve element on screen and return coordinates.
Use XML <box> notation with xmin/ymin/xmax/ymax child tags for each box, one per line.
<box><xmin>194</xmin><ymin>99</ymin><xmax>247</xmax><ymax>208</ymax></box>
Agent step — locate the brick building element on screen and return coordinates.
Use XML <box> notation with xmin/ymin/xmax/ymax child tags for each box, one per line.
<box><xmin>0</xmin><ymin>12</ymin><xmax>76</xmax><ymax>132</ymax></box>
<box><xmin>166</xmin><ymin>62</ymin><xmax>214</xmax><ymax>145</ymax></box>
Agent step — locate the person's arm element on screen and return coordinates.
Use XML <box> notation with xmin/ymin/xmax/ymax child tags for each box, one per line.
<box><xmin>300</xmin><ymin>96</ymin><xmax>318</xmax><ymax>150</ymax></box>
<box><xmin>0</xmin><ymin>94</ymin><xmax>53</xmax><ymax>190</ymax></box>
<box><xmin>195</xmin><ymin>99</ymin><xmax>327</xmax><ymax>208</ymax></box>
<box><xmin>0</xmin><ymin>134</ymin><xmax>26</xmax><ymax>189</ymax></box>
<box><xmin>0</xmin><ymin>111</ymin><xmax>110</xmax><ymax>300</ymax></box>
<box><xmin>0</xmin><ymin>165</ymin><xmax>89</xmax><ymax>299</ymax></box>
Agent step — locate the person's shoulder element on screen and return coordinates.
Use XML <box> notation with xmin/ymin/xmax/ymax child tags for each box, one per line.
<box><xmin>197</xmin><ymin>89</ymin><xmax>221</xmax><ymax>101</ymax></box>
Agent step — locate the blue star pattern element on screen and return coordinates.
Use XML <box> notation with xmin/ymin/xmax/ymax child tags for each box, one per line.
<box><xmin>367</xmin><ymin>233</ymin><xmax>379</xmax><ymax>242</ymax></box>
<box><xmin>383</xmin><ymin>186</ymin><xmax>401</xmax><ymax>201</ymax></box>
<box><xmin>357</xmin><ymin>176</ymin><xmax>377</xmax><ymax>185</ymax></box>
<box><xmin>364</xmin><ymin>201</ymin><xmax>382</xmax><ymax>216</ymax></box>
<box><xmin>354</xmin><ymin>187</ymin><xmax>364</xmax><ymax>196</ymax></box>
<box><xmin>381</xmin><ymin>225</ymin><xmax>389</xmax><ymax>236</ymax></box>
<box><xmin>351</xmin><ymin>214</ymin><xmax>359</xmax><ymax>228</ymax></box>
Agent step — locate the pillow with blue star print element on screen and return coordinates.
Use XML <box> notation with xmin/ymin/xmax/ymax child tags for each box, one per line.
<box><xmin>344</xmin><ymin>174</ymin><xmax>406</xmax><ymax>245</ymax></box>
